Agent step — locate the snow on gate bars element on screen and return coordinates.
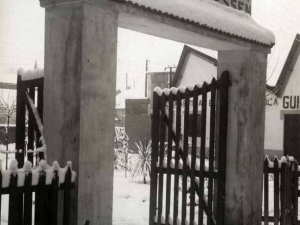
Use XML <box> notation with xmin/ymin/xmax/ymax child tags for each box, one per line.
<box><xmin>0</xmin><ymin>158</ymin><xmax>76</xmax><ymax>225</ymax></box>
<box><xmin>150</xmin><ymin>72</ymin><xmax>230</xmax><ymax>225</ymax></box>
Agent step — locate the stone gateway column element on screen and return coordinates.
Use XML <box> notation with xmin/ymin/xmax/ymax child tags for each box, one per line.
<box><xmin>218</xmin><ymin>50</ymin><xmax>268</xmax><ymax>225</ymax></box>
<box><xmin>42</xmin><ymin>2</ymin><xmax>118</xmax><ymax>224</ymax></box>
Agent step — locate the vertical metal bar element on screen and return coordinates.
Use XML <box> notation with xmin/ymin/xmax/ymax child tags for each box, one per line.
<box><xmin>37</xmin><ymin>86</ymin><xmax>44</xmax><ymax>161</ymax></box>
<box><xmin>37</xmin><ymin>85</ymin><xmax>43</xmax><ymax>122</ymax></box>
<box><xmin>50</xmin><ymin>171</ymin><xmax>59</xmax><ymax>225</ymax></box>
<box><xmin>63</xmin><ymin>167</ymin><xmax>72</xmax><ymax>225</ymax></box>
<box><xmin>274</xmin><ymin>158</ymin><xmax>279</xmax><ymax>225</ymax></box>
<box><xmin>281</xmin><ymin>162</ymin><xmax>287</xmax><ymax>225</ymax></box>
<box><xmin>158</xmin><ymin>94</ymin><xmax>166</xmax><ymax>225</ymax></box>
<box><xmin>182</xmin><ymin>89</ymin><xmax>189</xmax><ymax>225</ymax></box>
<box><xmin>216</xmin><ymin>72</ymin><xmax>229</xmax><ymax>225</ymax></box>
<box><xmin>24</xmin><ymin>172</ymin><xmax>33</xmax><ymax>225</ymax></box>
<box><xmin>173</xmin><ymin>92</ymin><xmax>181</xmax><ymax>224</ymax></box>
<box><xmin>190</xmin><ymin>86</ymin><xmax>198</xmax><ymax>225</ymax></box>
<box><xmin>27</xmin><ymin>87</ymin><xmax>35</xmax><ymax>164</ymax></box>
<box><xmin>15</xmin><ymin>75</ymin><xmax>26</xmax><ymax>168</ymax></box>
<box><xmin>198</xmin><ymin>83</ymin><xmax>207</xmax><ymax>225</ymax></box>
<box><xmin>149</xmin><ymin>92</ymin><xmax>160</xmax><ymax>225</ymax></box>
<box><xmin>264</xmin><ymin>158</ymin><xmax>269</xmax><ymax>225</ymax></box>
<box><xmin>35</xmin><ymin>173</ymin><xmax>47</xmax><ymax>225</ymax></box>
<box><xmin>208</xmin><ymin>79</ymin><xmax>216</xmax><ymax>225</ymax></box>
<box><xmin>293</xmin><ymin>161</ymin><xmax>298</xmax><ymax>225</ymax></box>
<box><xmin>166</xmin><ymin>93</ymin><xmax>173</xmax><ymax>224</ymax></box>
<box><xmin>8</xmin><ymin>173</ymin><xmax>20</xmax><ymax>225</ymax></box>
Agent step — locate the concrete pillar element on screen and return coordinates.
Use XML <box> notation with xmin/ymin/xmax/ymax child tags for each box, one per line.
<box><xmin>43</xmin><ymin>2</ymin><xmax>118</xmax><ymax>224</ymax></box>
<box><xmin>217</xmin><ymin>50</ymin><xmax>267</xmax><ymax>225</ymax></box>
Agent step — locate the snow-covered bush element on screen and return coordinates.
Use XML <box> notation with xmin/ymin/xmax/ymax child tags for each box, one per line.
<box><xmin>130</xmin><ymin>140</ymin><xmax>152</xmax><ymax>184</ymax></box>
<box><xmin>114</xmin><ymin>130</ymin><xmax>133</xmax><ymax>177</ymax></box>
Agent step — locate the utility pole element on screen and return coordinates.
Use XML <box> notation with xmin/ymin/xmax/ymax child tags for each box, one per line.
<box><xmin>145</xmin><ymin>59</ymin><xmax>150</xmax><ymax>97</ymax></box>
<box><xmin>165</xmin><ymin>65</ymin><xmax>177</xmax><ymax>88</ymax></box>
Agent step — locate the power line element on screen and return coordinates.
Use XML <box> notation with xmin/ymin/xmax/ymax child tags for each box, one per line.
<box><xmin>266</xmin><ymin>48</ymin><xmax>281</xmax><ymax>83</ymax></box>
<box><xmin>273</xmin><ymin>0</ymin><xmax>300</xmax><ymax>20</ymax></box>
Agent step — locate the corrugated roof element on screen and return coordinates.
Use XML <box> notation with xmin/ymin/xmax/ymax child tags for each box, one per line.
<box><xmin>112</xmin><ymin>0</ymin><xmax>275</xmax><ymax>47</ymax></box>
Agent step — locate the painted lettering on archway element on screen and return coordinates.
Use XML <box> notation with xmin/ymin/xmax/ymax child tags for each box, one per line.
<box><xmin>214</xmin><ymin>0</ymin><xmax>252</xmax><ymax>15</ymax></box>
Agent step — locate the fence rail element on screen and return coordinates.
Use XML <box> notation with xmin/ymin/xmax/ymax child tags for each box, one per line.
<box><xmin>262</xmin><ymin>155</ymin><xmax>300</xmax><ymax>225</ymax></box>
<box><xmin>150</xmin><ymin>72</ymin><xmax>230</xmax><ymax>225</ymax></box>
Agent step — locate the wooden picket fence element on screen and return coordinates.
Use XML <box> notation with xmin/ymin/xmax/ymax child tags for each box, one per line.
<box><xmin>149</xmin><ymin>72</ymin><xmax>230</xmax><ymax>225</ymax></box>
<box><xmin>0</xmin><ymin>161</ymin><xmax>75</xmax><ymax>225</ymax></box>
<box><xmin>262</xmin><ymin>155</ymin><xmax>300</xmax><ymax>225</ymax></box>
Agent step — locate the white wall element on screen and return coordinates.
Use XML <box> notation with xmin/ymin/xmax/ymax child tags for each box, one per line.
<box><xmin>264</xmin><ymin>56</ymin><xmax>300</xmax><ymax>151</ymax></box>
<box><xmin>179</xmin><ymin>53</ymin><xmax>216</xmax><ymax>86</ymax></box>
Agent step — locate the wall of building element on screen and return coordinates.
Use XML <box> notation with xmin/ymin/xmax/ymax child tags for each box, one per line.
<box><xmin>178</xmin><ymin>52</ymin><xmax>217</xmax><ymax>86</ymax></box>
<box><xmin>264</xmin><ymin>56</ymin><xmax>300</xmax><ymax>156</ymax></box>
<box><xmin>125</xmin><ymin>98</ymin><xmax>150</xmax><ymax>152</ymax></box>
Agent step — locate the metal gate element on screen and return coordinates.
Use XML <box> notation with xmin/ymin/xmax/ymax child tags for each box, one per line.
<box><xmin>149</xmin><ymin>71</ymin><xmax>230</xmax><ymax>225</ymax></box>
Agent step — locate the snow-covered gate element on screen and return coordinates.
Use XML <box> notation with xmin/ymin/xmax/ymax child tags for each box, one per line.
<box><xmin>150</xmin><ymin>72</ymin><xmax>230</xmax><ymax>225</ymax></box>
<box><xmin>15</xmin><ymin>72</ymin><xmax>44</xmax><ymax>168</ymax></box>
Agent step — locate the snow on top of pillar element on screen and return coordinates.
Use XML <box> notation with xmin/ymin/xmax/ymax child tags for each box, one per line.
<box><xmin>17</xmin><ymin>68</ymin><xmax>44</xmax><ymax>81</ymax></box>
<box><xmin>122</xmin><ymin>0</ymin><xmax>275</xmax><ymax>46</ymax></box>
<box><xmin>0</xmin><ymin>159</ymin><xmax>76</xmax><ymax>188</ymax></box>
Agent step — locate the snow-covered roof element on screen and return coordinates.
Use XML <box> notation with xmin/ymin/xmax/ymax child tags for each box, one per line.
<box><xmin>116</xmin><ymin>89</ymin><xmax>145</xmax><ymax>109</ymax></box>
<box><xmin>17</xmin><ymin>68</ymin><xmax>44</xmax><ymax>81</ymax></box>
<box><xmin>115</xmin><ymin>0</ymin><xmax>275</xmax><ymax>47</ymax></box>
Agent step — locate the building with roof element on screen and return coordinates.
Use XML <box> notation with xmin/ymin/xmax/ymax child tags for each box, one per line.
<box><xmin>39</xmin><ymin>0</ymin><xmax>274</xmax><ymax>223</ymax></box>
<box><xmin>265</xmin><ymin>34</ymin><xmax>300</xmax><ymax>160</ymax></box>
<box><xmin>170</xmin><ymin>39</ymin><xmax>300</xmax><ymax>160</ymax></box>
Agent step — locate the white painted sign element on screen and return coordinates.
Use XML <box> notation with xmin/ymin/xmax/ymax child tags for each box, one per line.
<box><xmin>214</xmin><ymin>0</ymin><xmax>252</xmax><ymax>15</ymax></box>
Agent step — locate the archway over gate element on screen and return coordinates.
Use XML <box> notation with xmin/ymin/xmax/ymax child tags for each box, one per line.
<box><xmin>39</xmin><ymin>0</ymin><xmax>274</xmax><ymax>224</ymax></box>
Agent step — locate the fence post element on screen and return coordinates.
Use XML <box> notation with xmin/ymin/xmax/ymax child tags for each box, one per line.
<box><xmin>24</xmin><ymin>172</ymin><xmax>33</xmax><ymax>225</ymax></box>
<box><xmin>149</xmin><ymin>92</ymin><xmax>159</xmax><ymax>225</ymax></box>
<box><xmin>37</xmin><ymin>85</ymin><xmax>44</xmax><ymax>161</ymax></box>
<box><xmin>274</xmin><ymin>157</ymin><xmax>280</xmax><ymax>225</ymax></box>
<box><xmin>63</xmin><ymin>166</ymin><xmax>72</xmax><ymax>225</ymax></box>
<box><xmin>15</xmin><ymin>75</ymin><xmax>26</xmax><ymax>168</ymax></box>
<box><xmin>216</xmin><ymin>72</ymin><xmax>229</xmax><ymax>225</ymax></box>
<box><xmin>27</xmin><ymin>87</ymin><xmax>35</xmax><ymax>164</ymax></box>
<box><xmin>281</xmin><ymin>161</ymin><xmax>287</xmax><ymax>225</ymax></box>
<box><xmin>50</xmin><ymin>170</ymin><xmax>59</xmax><ymax>225</ymax></box>
<box><xmin>263</xmin><ymin>157</ymin><xmax>269</xmax><ymax>224</ymax></box>
<box><xmin>292</xmin><ymin>161</ymin><xmax>298</xmax><ymax>225</ymax></box>
<box><xmin>8</xmin><ymin>172</ymin><xmax>22</xmax><ymax>225</ymax></box>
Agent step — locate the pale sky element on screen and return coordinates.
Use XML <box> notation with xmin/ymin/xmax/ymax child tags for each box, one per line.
<box><xmin>0</xmin><ymin>0</ymin><xmax>299</xmax><ymax>97</ymax></box>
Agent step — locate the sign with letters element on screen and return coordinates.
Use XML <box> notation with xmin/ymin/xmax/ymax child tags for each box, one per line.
<box><xmin>283</xmin><ymin>96</ymin><xmax>300</xmax><ymax>109</ymax></box>
<box><xmin>214</xmin><ymin>0</ymin><xmax>252</xmax><ymax>15</ymax></box>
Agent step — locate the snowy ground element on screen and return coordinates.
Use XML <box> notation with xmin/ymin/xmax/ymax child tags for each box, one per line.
<box><xmin>113</xmin><ymin>169</ymin><xmax>150</xmax><ymax>225</ymax></box>
<box><xmin>113</xmin><ymin>170</ymin><xmax>208</xmax><ymax>225</ymax></box>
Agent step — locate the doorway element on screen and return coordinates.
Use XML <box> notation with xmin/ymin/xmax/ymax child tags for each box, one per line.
<box><xmin>284</xmin><ymin>114</ymin><xmax>300</xmax><ymax>161</ymax></box>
